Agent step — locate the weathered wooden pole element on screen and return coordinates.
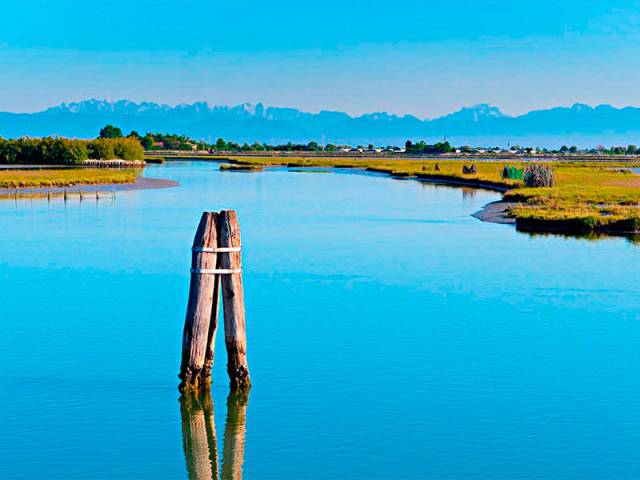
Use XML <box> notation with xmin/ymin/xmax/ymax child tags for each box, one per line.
<box><xmin>180</xmin><ymin>391</ymin><xmax>219</xmax><ymax>480</ymax></box>
<box><xmin>217</xmin><ymin>210</ymin><xmax>251</xmax><ymax>390</ymax></box>
<box><xmin>202</xmin><ymin>266</ymin><xmax>221</xmax><ymax>380</ymax></box>
<box><xmin>179</xmin><ymin>212</ymin><xmax>221</xmax><ymax>392</ymax></box>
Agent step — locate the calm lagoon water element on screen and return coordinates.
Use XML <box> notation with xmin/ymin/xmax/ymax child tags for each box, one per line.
<box><xmin>1</xmin><ymin>161</ymin><xmax>639</xmax><ymax>479</ymax></box>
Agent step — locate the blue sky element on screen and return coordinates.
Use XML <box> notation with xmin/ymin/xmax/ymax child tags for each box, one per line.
<box><xmin>1</xmin><ymin>0</ymin><xmax>640</xmax><ymax>116</ymax></box>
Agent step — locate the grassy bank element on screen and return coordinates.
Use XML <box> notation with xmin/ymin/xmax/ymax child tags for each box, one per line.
<box><xmin>504</xmin><ymin>164</ymin><xmax>640</xmax><ymax>233</ymax></box>
<box><xmin>208</xmin><ymin>155</ymin><xmax>640</xmax><ymax>235</ymax></box>
<box><xmin>219</xmin><ymin>163</ymin><xmax>263</xmax><ymax>171</ymax></box>
<box><xmin>0</xmin><ymin>168</ymin><xmax>140</xmax><ymax>188</ymax></box>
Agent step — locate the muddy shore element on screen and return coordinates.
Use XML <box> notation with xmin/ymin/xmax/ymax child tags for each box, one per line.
<box><xmin>0</xmin><ymin>176</ymin><xmax>177</xmax><ymax>196</ymax></box>
<box><xmin>472</xmin><ymin>201</ymin><xmax>516</xmax><ymax>225</ymax></box>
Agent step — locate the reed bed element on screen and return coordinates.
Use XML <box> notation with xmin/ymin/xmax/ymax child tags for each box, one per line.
<box><xmin>203</xmin><ymin>154</ymin><xmax>640</xmax><ymax>234</ymax></box>
<box><xmin>0</xmin><ymin>168</ymin><xmax>139</xmax><ymax>188</ymax></box>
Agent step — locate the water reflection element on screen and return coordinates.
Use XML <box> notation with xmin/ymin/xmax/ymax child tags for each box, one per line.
<box><xmin>221</xmin><ymin>391</ymin><xmax>250</xmax><ymax>480</ymax></box>
<box><xmin>519</xmin><ymin>228</ymin><xmax>640</xmax><ymax>245</ymax></box>
<box><xmin>462</xmin><ymin>187</ymin><xmax>477</xmax><ymax>202</ymax></box>
<box><xmin>180</xmin><ymin>390</ymin><xmax>250</xmax><ymax>480</ymax></box>
<box><xmin>0</xmin><ymin>189</ymin><xmax>117</xmax><ymax>204</ymax></box>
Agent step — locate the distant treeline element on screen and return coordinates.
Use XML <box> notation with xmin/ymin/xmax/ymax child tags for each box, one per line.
<box><xmin>9</xmin><ymin>122</ymin><xmax>639</xmax><ymax>164</ymax></box>
<box><xmin>0</xmin><ymin>137</ymin><xmax>144</xmax><ymax>164</ymax></box>
<box><xmin>97</xmin><ymin>124</ymin><xmax>640</xmax><ymax>155</ymax></box>
<box><xmin>213</xmin><ymin>138</ymin><xmax>325</xmax><ymax>152</ymax></box>
<box><xmin>405</xmin><ymin>140</ymin><xmax>453</xmax><ymax>154</ymax></box>
<box><xmin>138</xmin><ymin>132</ymin><xmax>209</xmax><ymax>151</ymax></box>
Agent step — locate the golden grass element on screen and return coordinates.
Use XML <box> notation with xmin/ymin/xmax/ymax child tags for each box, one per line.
<box><xmin>219</xmin><ymin>163</ymin><xmax>263</xmax><ymax>171</ymax></box>
<box><xmin>0</xmin><ymin>168</ymin><xmax>139</xmax><ymax>188</ymax></box>
<box><xmin>208</xmin><ymin>155</ymin><xmax>640</xmax><ymax>233</ymax></box>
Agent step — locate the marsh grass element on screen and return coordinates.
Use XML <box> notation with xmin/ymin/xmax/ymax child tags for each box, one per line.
<box><xmin>212</xmin><ymin>155</ymin><xmax>640</xmax><ymax>233</ymax></box>
<box><xmin>0</xmin><ymin>168</ymin><xmax>139</xmax><ymax>188</ymax></box>
<box><xmin>524</xmin><ymin>163</ymin><xmax>554</xmax><ymax>187</ymax></box>
<box><xmin>219</xmin><ymin>163</ymin><xmax>263</xmax><ymax>171</ymax></box>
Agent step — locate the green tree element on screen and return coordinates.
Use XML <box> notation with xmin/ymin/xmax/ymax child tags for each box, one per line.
<box><xmin>114</xmin><ymin>138</ymin><xmax>144</xmax><ymax>160</ymax></box>
<box><xmin>88</xmin><ymin>138</ymin><xmax>116</xmax><ymax>159</ymax></box>
<box><xmin>215</xmin><ymin>138</ymin><xmax>227</xmax><ymax>150</ymax></box>
<box><xmin>141</xmin><ymin>135</ymin><xmax>154</xmax><ymax>150</ymax></box>
<box><xmin>47</xmin><ymin>138</ymin><xmax>88</xmax><ymax>164</ymax></box>
<box><xmin>65</xmin><ymin>139</ymin><xmax>89</xmax><ymax>163</ymax></box>
<box><xmin>99</xmin><ymin>124</ymin><xmax>123</xmax><ymax>139</ymax></box>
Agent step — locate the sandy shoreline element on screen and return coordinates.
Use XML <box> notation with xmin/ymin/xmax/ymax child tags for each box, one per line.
<box><xmin>472</xmin><ymin>200</ymin><xmax>516</xmax><ymax>225</ymax></box>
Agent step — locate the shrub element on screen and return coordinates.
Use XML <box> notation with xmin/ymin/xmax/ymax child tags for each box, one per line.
<box><xmin>113</xmin><ymin>137</ymin><xmax>144</xmax><ymax>160</ymax></box>
<box><xmin>0</xmin><ymin>137</ymin><xmax>89</xmax><ymax>164</ymax></box>
<box><xmin>47</xmin><ymin>139</ymin><xmax>88</xmax><ymax>164</ymax></box>
<box><xmin>502</xmin><ymin>164</ymin><xmax>524</xmax><ymax>180</ymax></box>
<box><xmin>64</xmin><ymin>139</ymin><xmax>89</xmax><ymax>164</ymax></box>
<box><xmin>87</xmin><ymin>138</ymin><xmax>144</xmax><ymax>160</ymax></box>
<box><xmin>88</xmin><ymin>138</ymin><xmax>116</xmax><ymax>160</ymax></box>
<box><xmin>524</xmin><ymin>163</ymin><xmax>554</xmax><ymax>187</ymax></box>
<box><xmin>462</xmin><ymin>164</ymin><xmax>477</xmax><ymax>174</ymax></box>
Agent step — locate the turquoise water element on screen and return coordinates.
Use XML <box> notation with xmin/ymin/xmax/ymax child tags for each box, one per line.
<box><xmin>1</xmin><ymin>161</ymin><xmax>639</xmax><ymax>479</ymax></box>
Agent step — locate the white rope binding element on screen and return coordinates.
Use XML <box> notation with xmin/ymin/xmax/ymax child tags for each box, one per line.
<box><xmin>193</xmin><ymin>246</ymin><xmax>241</xmax><ymax>253</ymax></box>
<box><xmin>191</xmin><ymin>268</ymin><xmax>242</xmax><ymax>275</ymax></box>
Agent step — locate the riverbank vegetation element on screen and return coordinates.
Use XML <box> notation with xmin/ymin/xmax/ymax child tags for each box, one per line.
<box><xmin>0</xmin><ymin>137</ymin><xmax>144</xmax><ymax>164</ymax></box>
<box><xmin>0</xmin><ymin>168</ymin><xmax>139</xmax><ymax>188</ymax></box>
<box><xmin>147</xmin><ymin>131</ymin><xmax>640</xmax><ymax>157</ymax></box>
<box><xmin>140</xmin><ymin>132</ymin><xmax>209</xmax><ymax>151</ymax></box>
<box><xmin>219</xmin><ymin>163</ymin><xmax>263</xmax><ymax>171</ymax></box>
<box><xmin>199</xmin><ymin>154</ymin><xmax>640</xmax><ymax>235</ymax></box>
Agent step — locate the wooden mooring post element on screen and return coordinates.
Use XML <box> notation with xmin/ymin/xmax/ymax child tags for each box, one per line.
<box><xmin>179</xmin><ymin>212</ymin><xmax>221</xmax><ymax>391</ymax></box>
<box><xmin>179</xmin><ymin>210</ymin><xmax>251</xmax><ymax>392</ymax></box>
<box><xmin>218</xmin><ymin>210</ymin><xmax>251</xmax><ymax>390</ymax></box>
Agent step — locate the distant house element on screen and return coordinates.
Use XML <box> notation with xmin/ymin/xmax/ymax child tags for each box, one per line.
<box><xmin>152</xmin><ymin>141</ymin><xmax>164</xmax><ymax>148</ymax></box>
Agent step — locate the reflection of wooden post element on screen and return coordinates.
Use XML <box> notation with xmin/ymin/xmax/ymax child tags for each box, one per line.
<box><xmin>180</xmin><ymin>391</ymin><xmax>219</xmax><ymax>480</ymax></box>
<box><xmin>222</xmin><ymin>390</ymin><xmax>250</xmax><ymax>480</ymax></box>
<box><xmin>217</xmin><ymin>210</ymin><xmax>251</xmax><ymax>390</ymax></box>
<box><xmin>179</xmin><ymin>212</ymin><xmax>220</xmax><ymax>392</ymax></box>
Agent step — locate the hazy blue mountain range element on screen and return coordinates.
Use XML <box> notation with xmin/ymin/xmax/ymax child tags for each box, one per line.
<box><xmin>2</xmin><ymin>100</ymin><xmax>640</xmax><ymax>148</ymax></box>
